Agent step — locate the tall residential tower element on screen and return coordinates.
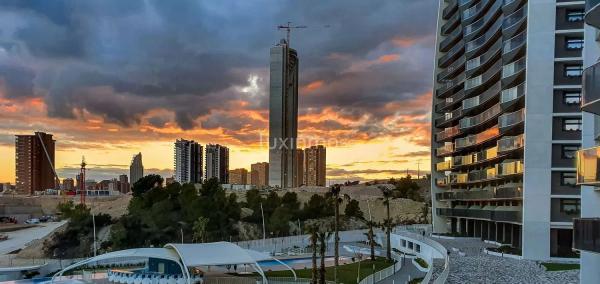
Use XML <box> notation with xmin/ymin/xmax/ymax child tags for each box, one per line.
<box><xmin>129</xmin><ymin>152</ymin><xmax>144</xmax><ymax>186</ymax></box>
<box><xmin>174</xmin><ymin>139</ymin><xmax>203</xmax><ymax>184</ymax></box>
<box><xmin>268</xmin><ymin>39</ymin><xmax>299</xmax><ymax>188</ymax></box>
<box><xmin>205</xmin><ymin>144</ymin><xmax>229</xmax><ymax>184</ymax></box>
<box><xmin>15</xmin><ymin>132</ymin><xmax>56</xmax><ymax>194</ymax></box>
<box><xmin>431</xmin><ymin>0</ymin><xmax>585</xmax><ymax>260</ymax></box>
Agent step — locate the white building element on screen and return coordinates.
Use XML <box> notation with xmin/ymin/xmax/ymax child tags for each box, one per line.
<box><xmin>129</xmin><ymin>152</ymin><xmax>144</xmax><ymax>187</ymax></box>
<box><xmin>174</xmin><ymin>139</ymin><xmax>203</xmax><ymax>184</ymax></box>
<box><xmin>205</xmin><ymin>144</ymin><xmax>229</xmax><ymax>184</ymax></box>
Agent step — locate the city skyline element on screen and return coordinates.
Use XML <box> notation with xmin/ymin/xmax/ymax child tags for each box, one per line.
<box><xmin>0</xmin><ymin>1</ymin><xmax>435</xmax><ymax>183</ymax></box>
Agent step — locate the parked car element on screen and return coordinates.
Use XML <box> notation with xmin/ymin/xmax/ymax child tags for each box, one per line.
<box><xmin>25</xmin><ymin>218</ymin><xmax>40</xmax><ymax>224</ymax></box>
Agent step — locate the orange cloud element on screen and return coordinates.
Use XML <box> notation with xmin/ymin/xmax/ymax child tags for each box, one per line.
<box><xmin>391</xmin><ymin>37</ymin><xmax>417</xmax><ymax>48</ymax></box>
<box><xmin>377</xmin><ymin>54</ymin><xmax>400</xmax><ymax>63</ymax></box>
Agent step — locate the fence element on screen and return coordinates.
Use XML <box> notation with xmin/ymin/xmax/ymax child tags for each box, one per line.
<box><xmin>357</xmin><ymin>252</ymin><xmax>403</xmax><ymax>284</ymax></box>
<box><xmin>390</xmin><ymin>230</ymin><xmax>449</xmax><ymax>284</ymax></box>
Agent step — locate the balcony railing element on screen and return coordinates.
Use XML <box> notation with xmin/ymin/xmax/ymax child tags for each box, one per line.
<box><xmin>503</xmin><ymin>31</ymin><xmax>526</xmax><ymax>54</ymax></box>
<box><xmin>500</xmin><ymin>82</ymin><xmax>525</xmax><ymax>104</ymax></box>
<box><xmin>498</xmin><ymin>108</ymin><xmax>525</xmax><ymax>129</ymax></box>
<box><xmin>464</xmin><ymin>0</ymin><xmax>502</xmax><ymax>38</ymax></box>
<box><xmin>436</xmin><ymin>143</ymin><xmax>454</xmax><ymax>156</ymax></box>
<box><xmin>436</xmin><ymin>126</ymin><xmax>460</xmax><ymax>141</ymax></box>
<box><xmin>453</xmin><ymin>146</ymin><xmax>498</xmax><ymax>167</ymax></box>
<box><xmin>436</xmin><ymin>160</ymin><xmax>453</xmax><ymax>171</ymax></box>
<box><xmin>502</xmin><ymin>4</ymin><xmax>526</xmax><ymax>30</ymax></box>
<box><xmin>463</xmin><ymin>0</ymin><xmax>489</xmax><ymax>21</ymax></box>
<box><xmin>573</xmin><ymin>218</ymin><xmax>600</xmax><ymax>253</ymax></box>
<box><xmin>582</xmin><ymin>61</ymin><xmax>600</xmax><ymax>115</ymax></box>
<box><xmin>436</xmin><ymin>207</ymin><xmax>522</xmax><ymax>223</ymax></box>
<box><xmin>459</xmin><ymin>103</ymin><xmax>502</xmax><ymax>129</ymax></box>
<box><xmin>502</xmin><ymin>57</ymin><xmax>526</xmax><ymax>79</ymax></box>
<box><xmin>497</xmin><ymin>134</ymin><xmax>524</xmax><ymax>152</ymax></box>
<box><xmin>437</xmin><ymin>73</ymin><xmax>466</xmax><ymax>97</ymax></box>
<box><xmin>585</xmin><ymin>0</ymin><xmax>600</xmax><ymax>29</ymax></box>
<box><xmin>496</xmin><ymin>160</ymin><xmax>523</xmax><ymax>176</ymax></box>
<box><xmin>576</xmin><ymin>146</ymin><xmax>600</xmax><ymax>185</ymax></box>
<box><xmin>465</xmin><ymin>75</ymin><xmax>483</xmax><ymax>90</ymax></box>
<box><xmin>436</xmin><ymin>186</ymin><xmax>522</xmax><ymax>200</ymax></box>
<box><xmin>439</xmin><ymin>41</ymin><xmax>465</xmax><ymax>68</ymax></box>
<box><xmin>455</xmin><ymin>126</ymin><xmax>500</xmax><ymax>149</ymax></box>
<box><xmin>437</xmin><ymin>56</ymin><xmax>465</xmax><ymax>82</ymax></box>
<box><xmin>465</xmin><ymin>18</ymin><xmax>502</xmax><ymax>53</ymax></box>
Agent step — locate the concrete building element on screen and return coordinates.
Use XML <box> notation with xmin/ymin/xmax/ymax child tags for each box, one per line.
<box><xmin>119</xmin><ymin>174</ymin><xmax>129</xmax><ymax>193</ymax></box>
<box><xmin>295</xmin><ymin>149</ymin><xmax>304</xmax><ymax>186</ymax></box>
<box><xmin>205</xmin><ymin>144</ymin><xmax>229</xmax><ymax>184</ymax></box>
<box><xmin>174</xmin><ymin>139</ymin><xmax>203</xmax><ymax>184</ymax></box>
<box><xmin>62</xmin><ymin>178</ymin><xmax>75</xmax><ymax>191</ymax></box>
<box><xmin>15</xmin><ymin>132</ymin><xmax>57</xmax><ymax>194</ymax></box>
<box><xmin>129</xmin><ymin>153</ymin><xmax>144</xmax><ymax>187</ymax></box>
<box><xmin>229</xmin><ymin>168</ymin><xmax>248</xmax><ymax>185</ymax></box>
<box><xmin>304</xmin><ymin>145</ymin><xmax>326</xmax><ymax>186</ymax></box>
<box><xmin>268</xmin><ymin>39</ymin><xmax>299</xmax><ymax>188</ymax></box>
<box><xmin>251</xmin><ymin>162</ymin><xmax>269</xmax><ymax>187</ymax></box>
<box><xmin>431</xmin><ymin>0</ymin><xmax>586</xmax><ymax>260</ymax></box>
<box><xmin>572</xmin><ymin>1</ymin><xmax>600</xmax><ymax>282</ymax></box>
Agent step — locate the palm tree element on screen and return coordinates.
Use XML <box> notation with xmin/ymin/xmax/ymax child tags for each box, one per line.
<box><xmin>365</xmin><ymin>220</ymin><xmax>376</xmax><ymax>261</ymax></box>
<box><xmin>328</xmin><ymin>184</ymin><xmax>342</xmax><ymax>282</ymax></box>
<box><xmin>192</xmin><ymin>216</ymin><xmax>209</xmax><ymax>243</ymax></box>
<box><xmin>379</xmin><ymin>186</ymin><xmax>393</xmax><ymax>261</ymax></box>
<box><xmin>318</xmin><ymin>231</ymin><xmax>332</xmax><ymax>284</ymax></box>
<box><xmin>421</xmin><ymin>203</ymin><xmax>430</xmax><ymax>224</ymax></box>
<box><xmin>307</xmin><ymin>225</ymin><xmax>319</xmax><ymax>284</ymax></box>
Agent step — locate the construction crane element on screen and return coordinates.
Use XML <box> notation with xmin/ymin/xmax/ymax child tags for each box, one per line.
<box><xmin>36</xmin><ymin>132</ymin><xmax>61</xmax><ymax>190</ymax></box>
<box><xmin>277</xmin><ymin>21</ymin><xmax>306</xmax><ymax>47</ymax></box>
<box><xmin>79</xmin><ymin>156</ymin><xmax>87</xmax><ymax>205</ymax></box>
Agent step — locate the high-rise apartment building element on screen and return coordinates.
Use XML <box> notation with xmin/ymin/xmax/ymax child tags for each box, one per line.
<box><xmin>295</xmin><ymin>149</ymin><xmax>304</xmax><ymax>186</ymax></box>
<box><xmin>304</xmin><ymin>145</ymin><xmax>326</xmax><ymax>186</ymax></box>
<box><xmin>129</xmin><ymin>153</ymin><xmax>144</xmax><ymax>187</ymax></box>
<box><xmin>431</xmin><ymin>0</ymin><xmax>586</xmax><ymax>260</ymax></box>
<box><xmin>268</xmin><ymin>39</ymin><xmax>299</xmax><ymax>188</ymax></box>
<box><xmin>229</xmin><ymin>168</ymin><xmax>248</xmax><ymax>185</ymax></box>
<box><xmin>15</xmin><ymin>132</ymin><xmax>56</xmax><ymax>194</ymax></box>
<box><xmin>572</xmin><ymin>1</ymin><xmax>600</xmax><ymax>282</ymax></box>
<box><xmin>119</xmin><ymin>174</ymin><xmax>129</xmax><ymax>193</ymax></box>
<box><xmin>174</xmin><ymin>139</ymin><xmax>203</xmax><ymax>184</ymax></box>
<box><xmin>205</xmin><ymin>144</ymin><xmax>229</xmax><ymax>184</ymax></box>
<box><xmin>62</xmin><ymin>178</ymin><xmax>75</xmax><ymax>191</ymax></box>
<box><xmin>251</xmin><ymin>162</ymin><xmax>269</xmax><ymax>186</ymax></box>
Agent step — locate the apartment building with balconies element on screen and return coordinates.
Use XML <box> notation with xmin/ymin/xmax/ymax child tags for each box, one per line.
<box><xmin>431</xmin><ymin>0</ymin><xmax>585</xmax><ymax>260</ymax></box>
<box><xmin>572</xmin><ymin>0</ymin><xmax>600</xmax><ymax>282</ymax></box>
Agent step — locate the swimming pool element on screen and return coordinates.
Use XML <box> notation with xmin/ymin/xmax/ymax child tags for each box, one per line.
<box><xmin>257</xmin><ymin>256</ymin><xmax>349</xmax><ymax>267</ymax></box>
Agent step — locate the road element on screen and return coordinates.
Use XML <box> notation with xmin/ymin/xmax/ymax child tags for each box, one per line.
<box><xmin>0</xmin><ymin>221</ymin><xmax>67</xmax><ymax>255</ymax></box>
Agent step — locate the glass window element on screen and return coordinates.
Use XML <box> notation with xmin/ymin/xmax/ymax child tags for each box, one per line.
<box><xmin>561</xmin><ymin>172</ymin><xmax>577</xmax><ymax>186</ymax></box>
<box><xmin>563</xmin><ymin>92</ymin><xmax>581</xmax><ymax>105</ymax></box>
<box><xmin>564</xmin><ymin>65</ymin><xmax>583</xmax><ymax>77</ymax></box>
<box><xmin>561</xmin><ymin>145</ymin><xmax>580</xmax><ymax>159</ymax></box>
<box><xmin>563</xmin><ymin>118</ymin><xmax>582</xmax><ymax>131</ymax></box>
<box><xmin>560</xmin><ymin>199</ymin><xmax>580</xmax><ymax>215</ymax></box>
<box><xmin>566</xmin><ymin>9</ymin><xmax>585</xmax><ymax>22</ymax></box>
<box><xmin>416</xmin><ymin>244</ymin><xmax>421</xmax><ymax>253</ymax></box>
<box><xmin>565</xmin><ymin>37</ymin><xmax>584</xmax><ymax>50</ymax></box>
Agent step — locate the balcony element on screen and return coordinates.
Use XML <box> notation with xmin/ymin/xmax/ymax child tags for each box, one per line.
<box><xmin>437</xmin><ymin>73</ymin><xmax>466</xmax><ymax>98</ymax></box>
<box><xmin>442</xmin><ymin>0</ymin><xmax>458</xmax><ymax>20</ymax></box>
<box><xmin>459</xmin><ymin>103</ymin><xmax>502</xmax><ymax>130</ymax></box>
<box><xmin>436</xmin><ymin>185</ymin><xmax>522</xmax><ymax>201</ymax></box>
<box><xmin>453</xmin><ymin>146</ymin><xmax>498</xmax><ymax>167</ymax></box>
<box><xmin>500</xmin><ymin>82</ymin><xmax>525</xmax><ymax>108</ymax></box>
<box><xmin>498</xmin><ymin>108</ymin><xmax>524</xmax><ymax>130</ymax></box>
<box><xmin>436</xmin><ymin>125</ymin><xmax>460</xmax><ymax>142</ymax></box>
<box><xmin>462</xmin><ymin>0</ymin><xmax>492</xmax><ymax>24</ymax></box>
<box><xmin>437</xmin><ymin>56</ymin><xmax>465</xmax><ymax>82</ymax></box>
<box><xmin>576</xmin><ymin>146</ymin><xmax>600</xmax><ymax>185</ymax></box>
<box><xmin>503</xmin><ymin>32</ymin><xmax>526</xmax><ymax>62</ymax></box>
<box><xmin>462</xmin><ymin>81</ymin><xmax>501</xmax><ymax>113</ymax></box>
<box><xmin>585</xmin><ymin>0</ymin><xmax>600</xmax><ymax>29</ymax></box>
<box><xmin>501</xmin><ymin>57</ymin><xmax>526</xmax><ymax>80</ymax></box>
<box><xmin>435</xmin><ymin>90</ymin><xmax>465</xmax><ymax>112</ymax></box>
<box><xmin>440</xmin><ymin>25</ymin><xmax>463</xmax><ymax>52</ymax></box>
<box><xmin>582</xmin><ymin>61</ymin><xmax>600</xmax><ymax>115</ymax></box>
<box><xmin>573</xmin><ymin>218</ymin><xmax>600</xmax><ymax>253</ymax></box>
<box><xmin>502</xmin><ymin>4</ymin><xmax>526</xmax><ymax>37</ymax></box>
<box><xmin>439</xmin><ymin>40</ymin><xmax>465</xmax><ymax>68</ymax></box>
<box><xmin>497</xmin><ymin>134</ymin><xmax>524</xmax><ymax>153</ymax></box>
<box><xmin>436</xmin><ymin>207</ymin><xmax>522</xmax><ymax>223</ymax></box>
<box><xmin>436</xmin><ymin>143</ymin><xmax>454</xmax><ymax>157</ymax></box>
<box><xmin>496</xmin><ymin>160</ymin><xmax>523</xmax><ymax>176</ymax></box>
<box><xmin>465</xmin><ymin>18</ymin><xmax>502</xmax><ymax>56</ymax></box>
<box><xmin>436</xmin><ymin>160</ymin><xmax>453</xmax><ymax>171</ymax></box>
<box><xmin>441</xmin><ymin>10</ymin><xmax>461</xmax><ymax>36</ymax></box>
<box><xmin>455</xmin><ymin>126</ymin><xmax>500</xmax><ymax>150</ymax></box>
<box><xmin>463</xmin><ymin>0</ymin><xmax>502</xmax><ymax>41</ymax></box>
<box><xmin>465</xmin><ymin>38</ymin><xmax>502</xmax><ymax>76</ymax></box>
<box><xmin>435</xmin><ymin>106</ymin><xmax>463</xmax><ymax>128</ymax></box>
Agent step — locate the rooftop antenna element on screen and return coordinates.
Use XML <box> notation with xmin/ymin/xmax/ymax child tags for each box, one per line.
<box><xmin>80</xmin><ymin>156</ymin><xmax>87</xmax><ymax>205</ymax></box>
<box><xmin>277</xmin><ymin>21</ymin><xmax>307</xmax><ymax>47</ymax></box>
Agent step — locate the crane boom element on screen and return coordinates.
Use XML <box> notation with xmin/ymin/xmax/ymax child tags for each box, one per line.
<box><xmin>277</xmin><ymin>21</ymin><xmax>306</xmax><ymax>47</ymax></box>
<box><xmin>36</xmin><ymin>132</ymin><xmax>60</xmax><ymax>190</ymax></box>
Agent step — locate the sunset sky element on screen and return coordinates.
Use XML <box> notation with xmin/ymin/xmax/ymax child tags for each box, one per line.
<box><xmin>0</xmin><ymin>0</ymin><xmax>437</xmax><ymax>183</ymax></box>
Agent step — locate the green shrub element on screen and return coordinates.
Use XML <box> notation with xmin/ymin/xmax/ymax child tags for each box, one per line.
<box><xmin>415</xmin><ymin>258</ymin><xmax>428</xmax><ymax>269</ymax></box>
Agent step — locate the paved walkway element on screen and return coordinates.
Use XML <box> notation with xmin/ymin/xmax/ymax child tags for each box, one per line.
<box><xmin>0</xmin><ymin>221</ymin><xmax>66</xmax><ymax>255</ymax></box>
<box><xmin>378</xmin><ymin>260</ymin><xmax>426</xmax><ymax>284</ymax></box>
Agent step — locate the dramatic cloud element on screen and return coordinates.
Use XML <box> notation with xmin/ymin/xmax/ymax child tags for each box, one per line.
<box><xmin>0</xmin><ymin>0</ymin><xmax>437</xmax><ymax>181</ymax></box>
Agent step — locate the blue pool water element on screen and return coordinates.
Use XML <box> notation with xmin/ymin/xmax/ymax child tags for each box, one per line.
<box><xmin>258</xmin><ymin>256</ymin><xmax>348</xmax><ymax>267</ymax></box>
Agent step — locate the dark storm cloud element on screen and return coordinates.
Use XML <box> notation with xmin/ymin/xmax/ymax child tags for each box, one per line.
<box><xmin>0</xmin><ymin>0</ymin><xmax>437</xmax><ymax>135</ymax></box>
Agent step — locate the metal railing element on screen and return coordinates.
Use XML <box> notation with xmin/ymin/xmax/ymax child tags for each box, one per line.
<box><xmin>498</xmin><ymin>108</ymin><xmax>525</xmax><ymax>129</ymax></box>
<box><xmin>500</xmin><ymin>82</ymin><xmax>525</xmax><ymax>104</ymax></box>
<box><xmin>497</xmin><ymin>134</ymin><xmax>524</xmax><ymax>152</ymax></box>
<box><xmin>576</xmin><ymin>146</ymin><xmax>600</xmax><ymax>185</ymax></box>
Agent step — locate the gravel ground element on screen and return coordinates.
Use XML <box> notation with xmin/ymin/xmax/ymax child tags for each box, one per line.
<box><xmin>434</xmin><ymin>238</ymin><xmax>579</xmax><ymax>284</ymax></box>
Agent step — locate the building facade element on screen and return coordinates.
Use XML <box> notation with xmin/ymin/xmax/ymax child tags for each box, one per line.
<box><xmin>174</xmin><ymin>139</ymin><xmax>203</xmax><ymax>184</ymax></box>
<box><xmin>130</xmin><ymin>152</ymin><xmax>144</xmax><ymax>187</ymax></box>
<box><xmin>15</xmin><ymin>132</ymin><xmax>56</xmax><ymax>194</ymax></box>
<box><xmin>62</xmin><ymin>178</ymin><xmax>75</xmax><ymax>191</ymax></box>
<box><xmin>304</xmin><ymin>145</ymin><xmax>326</xmax><ymax>186</ymax></box>
<box><xmin>431</xmin><ymin>0</ymin><xmax>585</xmax><ymax>260</ymax></box>
<box><xmin>572</xmin><ymin>0</ymin><xmax>600</xmax><ymax>282</ymax></box>
<box><xmin>268</xmin><ymin>39</ymin><xmax>299</xmax><ymax>188</ymax></box>
<box><xmin>205</xmin><ymin>144</ymin><xmax>229</xmax><ymax>184</ymax></box>
<box><xmin>251</xmin><ymin>162</ymin><xmax>269</xmax><ymax>186</ymax></box>
<box><xmin>295</xmin><ymin>149</ymin><xmax>304</xmax><ymax>186</ymax></box>
<box><xmin>119</xmin><ymin>174</ymin><xmax>129</xmax><ymax>193</ymax></box>
<box><xmin>229</xmin><ymin>168</ymin><xmax>248</xmax><ymax>185</ymax></box>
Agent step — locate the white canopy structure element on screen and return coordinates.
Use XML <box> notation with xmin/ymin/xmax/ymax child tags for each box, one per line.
<box><xmin>52</xmin><ymin>242</ymin><xmax>296</xmax><ymax>284</ymax></box>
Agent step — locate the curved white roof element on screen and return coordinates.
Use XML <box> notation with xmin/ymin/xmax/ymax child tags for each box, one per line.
<box><xmin>165</xmin><ymin>242</ymin><xmax>269</xmax><ymax>266</ymax></box>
